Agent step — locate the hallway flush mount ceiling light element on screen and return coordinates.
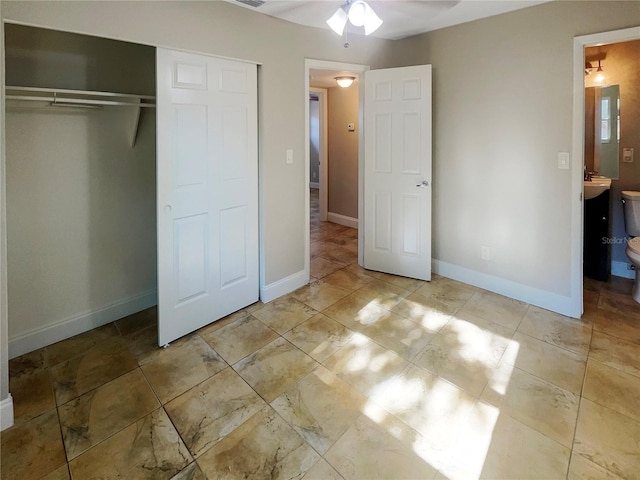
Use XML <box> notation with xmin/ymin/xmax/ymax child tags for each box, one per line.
<box><xmin>326</xmin><ymin>0</ymin><xmax>383</xmax><ymax>37</ymax></box>
<box><xmin>335</xmin><ymin>76</ymin><xmax>356</xmax><ymax>88</ymax></box>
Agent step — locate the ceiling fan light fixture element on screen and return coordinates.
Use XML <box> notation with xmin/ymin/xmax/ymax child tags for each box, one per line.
<box><xmin>327</xmin><ymin>0</ymin><xmax>383</xmax><ymax>37</ymax></box>
<box><xmin>326</xmin><ymin>6</ymin><xmax>349</xmax><ymax>35</ymax></box>
<box><xmin>363</xmin><ymin>8</ymin><xmax>383</xmax><ymax>35</ymax></box>
<box><xmin>347</xmin><ymin>0</ymin><xmax>368</xmax><ymax>26</ymax></box>
<box><xmin>335</xmin><ymin>76</ymin><xmax>356</xmax><ymax>88</ymax></box>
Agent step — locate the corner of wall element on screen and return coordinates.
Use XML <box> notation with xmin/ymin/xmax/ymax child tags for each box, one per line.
<box><xmin>0</xmin><ymin>12</ymin><xmax>14</xmax><ymax>430</ymax></box>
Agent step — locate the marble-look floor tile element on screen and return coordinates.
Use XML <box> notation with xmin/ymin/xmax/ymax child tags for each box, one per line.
<box><xmin>456</xmin><ymin>290</ymin><xmax>528</xmax><ymax>330</ymax></box>
<box><xmin>370</xmin><ymin>364</ymin><xmax>476</xmax><ymax>458</ymax></box>
<box><xmin>391</xmin><ymin>292</ymin><xmax>455</xmax><ymax>332</ymax></box>
<box><xmin>310</xmin><ymin>256</ymin><xmax>345</xmax><ymax>279</ymax></box>
<box><xmin>582</xmin><ymin>358</ymin><xmax>640</xmax><ymax>423</ymax></box>
<box><xmin>58</xmin><ymin>369</ymin><xmax>160</xmax><ymax>459</ymax></box>
<box><xmin>41</xmin><ymin>465</ymin><xmax>71</xmax><ymax>480</ymax></box>
<box><xmin>446</xmin><ymin>401</ymin><xmax>570</xmax><ymax>479</ymax></box>
<box><xmin>292</xmin><ymin>280</ymin><xmax>351</xmax><ymax>311</ymax></box>
<box><xmin>413</xmin><ymin>315</ymin><xmax>512</xmax><ymax>397</ymax></box>
<box><xmin>165</xmin><ymin>367</ymin><xmax>265</xmax><ymax>458</ymax></box>
<box><xmin>9</xmin><ymin>367</ymin><xmax>55</xmax><ymax>424</ymax></box>
<box><xmin>69</xmin><ymin>408</ymin><xmax>192</xmax><ymax>479</ymax></box>
<box><xmin>590</xmin><ymin>331</ymin><xmax>640</xmax><ymax>378</ymax></box>
<box><xmin>323</xmin><ymin>293</ymin><xmax>390</xmax><ymax>332</ymax></box>
<box><xmin>500</xmin><ymin>332</ymin><xmax>587</xmax><ymax>394</ymax></box>
<box><xmin>9</xmin><ymin>348</ymin><xmax>48</xmax><ymax>377</ymax></box>
<box><xmin>361</xmin><ymin>310</ymin><xmax>435</xmax><ymax>361</ymax></box>
<box><xmin>251</xmin><ymin>296</ymin><xmax>318</xmax><ymax>334</ymax></box>
<box><xmin>233</xmin><ymin>337</ymin><xmax>318</xmax><ymax>402</ymax></box>
<box><xmin>115</xmin><ymin>306</ymin><xmax>157</xmax><ymax>336</ymax></box>
<box><xmin>302</xmin><ymin>459</ymin><xmax>344</xmax><ymax>480</ymax></box>
<box><xmin>50</xmin><ymin>341</ymin><xmax>139</xmax><ymax>404</ymax></box>
<box><xmin>284</xmin><ymin>313</ymin><xmax>355</xmax><ymax>363</ymax></box>
<box><xmin>170</xmin><ymin>462</ymin><xmax>207</xmax><ymax>480</ymax></box>
<box><xmin>46</xmin><ymin>323</ymin><xmax>123</xmax><ymax>367</ymax></box>
<box><xmin>413</xmin><ymin>276</ymin><xmax>478</xmax><ymax>312</ymax></box>
<box><xmin>568</xmin><ymin>452</ymin><xmax>624</xmax><ymax>480</ymax></box>
<box><xmin>271</xmin><ymin>366</ymin><xmax>366</xmax><ymax>454</ymax></box>
<box><xmin>0</xmin><ymin>410</ymin><xmax>66</xmax><ymax>480</ymax></box>
<box><xmin>322</xmin><ymin>245</ymin><xmax>357</xmax><ymax>265</ymax></box>
<box><xmin>353</xmin><ymin>279</ymin><xmax>411</xmax><ymax>310</ymax></box>
<box><xmin>321</xmin><ymin>268</ymin><xmax>374</xmax><ymax>292</ymax></box>
<box><xmin>518</xmin><ymin>305</ymin><xmax>592</xmax><ymax>355</ymax></box>
<box><xmin>141</xmin><ymin>334</ymin><xmax>227</xmax><ymax>404</ymax></box>
<box><xmin>481</xmin><ymin>363</ymin><xmax>579</xmax><ymax>448</ymax></box>
<box><xmin>323</xmin><ymin>333</ymin><xmax>408</xmax><ymax>397</ymax></box>
<box><xmin>598</xmin><ymin>290</ymin><xmax>640</xmax><ymax>321</ymax></box>
<box><xmin>200</xmin><ymin>315</ymin><xmax>278</xmax><ymax>364</ymax></box>
<box><xmin>196</xmin><ymin>309</ymin><xmax>251</xmax><ymax>337</ymax></box>
<box><xmin>574</xmin><ymin>398</ymin><xmax>640</xmax><ymax>479</ymax></box>
<box><xmin>324</xmin><ymin>412</ymin><xmax>438</xmax><ymax>480</ymax></box>
<box><xmin>124</xmin><ymin>323</ymin><xmax>159</xmax><ymax>364</ymax></box>
<box><xmin>592</xmin><ymin>307</ymin><xmax>640</xmax><ymax>345</ymax></box>
<box><xmin>363</xmin><ymin>270</ymin><xmax>426</xmax><ymax>291</ymax></box>
<box><xmin>197</xmin><ymin>406</ymin><xmax>320</xmax><ymax>480</ymax></box>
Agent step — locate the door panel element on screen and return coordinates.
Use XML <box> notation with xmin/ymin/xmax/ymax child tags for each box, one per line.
<box><xmin>364</xmin><ymin>65</ymin><xmax>432</xmax><ymax>281</ymax></box>
<box><xmin>157</xmin><ymin>48</ymin><xmax>258</xmax><ymax>346</ymax></box>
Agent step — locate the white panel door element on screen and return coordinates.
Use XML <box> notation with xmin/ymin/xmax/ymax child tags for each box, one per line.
<box><xmin>157</xmin><ymin>48</ymin><xmax>258</xmax><ymax>345</ymax></box>
<box><xmin>364</xmin><ymin>65</ymin><xmax>432</xmax><ymax>280</ymax></box>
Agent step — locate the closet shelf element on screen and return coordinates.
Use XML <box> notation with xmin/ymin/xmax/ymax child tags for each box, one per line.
<box><xmin>5</xmin><ymin>86</ymin><xmax>155</xmax><ymax>147</ymax></box>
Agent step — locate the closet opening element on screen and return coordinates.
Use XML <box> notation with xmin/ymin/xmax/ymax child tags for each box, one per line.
<box><xmin>4</xmin><ymin>24</ymin><xmax>158</xmax><ymax>359</ymax></box>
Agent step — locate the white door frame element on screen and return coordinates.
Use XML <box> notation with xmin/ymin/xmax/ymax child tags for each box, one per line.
<box><xmin>304</xmin><ymin>59</ymin><xmax>369</xmax><ymax>279</ymax></box>
<box><xmin>571</xmin><ymin>26</ymin><xmax>640</xmax><ymax>318</ymax></box>
<box><xmin>309</xmin><ymin>87</ymin><xmax>328</xmax><ymax>222</ymax></box>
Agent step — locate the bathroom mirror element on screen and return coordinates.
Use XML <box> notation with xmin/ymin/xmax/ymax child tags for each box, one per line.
<box><xmin>585</xmin><ymin>84</ymin><xmax>620</xmax><ymax>179</ymax></box>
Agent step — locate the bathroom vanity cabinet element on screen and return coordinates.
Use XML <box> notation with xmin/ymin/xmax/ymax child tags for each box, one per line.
<box><xmin>584</xmin><ymin>190</ymin><xmax>610</xmax><ymax>281</ymax></box>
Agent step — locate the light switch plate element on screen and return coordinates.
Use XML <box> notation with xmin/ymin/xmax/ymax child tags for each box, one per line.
<box><xmin>286</xmin><ymin>149</ymin><xmax>293</xmax><ymax>164</ymax></box>
<box><xmin>623</xmin><ymin>148</ymin><xmax>634</xmax><ymax>163</ymax></box>
<box><xmin>558</xmin><ymin>152</ymin><xmax>570</xmax><ymax>169</ymax></box>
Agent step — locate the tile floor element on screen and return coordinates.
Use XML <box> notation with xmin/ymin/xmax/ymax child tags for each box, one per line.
<box><xmin>2</xmin><ymin>190</ymin><xmax>640</xmax><ymax>479</ymax></box>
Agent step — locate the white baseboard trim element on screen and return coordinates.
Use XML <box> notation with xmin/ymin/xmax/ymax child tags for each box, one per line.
<box><xmin>261</xmin><ymin>270</ymin><xmax>308</xmax><ymax>304</ymax></box>
<box><xmin>309</xmin><ymin>182</ymin><xmax>319</xmax><ymax>189</ymax></box>
<box><xmin>8</xmin><ymin>289</ymin><xmax>158</xmax><ymax>359</ymax></box>
<box><xmin>327</xmin><ymin>212</ymin><xmax>358</xmax><ymax>229</ymax></box>
<box><xmin>611</xmin><ymin>260</ymin><xmax>635</xmax><ymax>279</ymax></box>
<box><xmin>1</xmin><ymin>394</ymin><xmax>14</xmax><ymax>431</ymax></box>
<box><xmin>433</xmin><ymin>259</ymin><xmax>578</xmax><ymax>318</ymax></box>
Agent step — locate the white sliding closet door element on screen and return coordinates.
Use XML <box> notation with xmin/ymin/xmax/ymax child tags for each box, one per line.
<box><xmin>157</xmin><ymin>48</ymin><xmax>258</xmax><ymax>346</ymax></box>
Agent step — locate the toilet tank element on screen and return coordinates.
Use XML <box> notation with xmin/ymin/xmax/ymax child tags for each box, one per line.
<box><xmin>622</xmin><ymin>191</ymin><xmax>640</xmax><ymax>236</ymax></box>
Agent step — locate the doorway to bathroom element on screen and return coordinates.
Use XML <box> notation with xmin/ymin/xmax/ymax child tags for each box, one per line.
<box><xmin>574</xmin><ymin>26</ymin><xmax>640</xmax><ymax>313</ymax></box>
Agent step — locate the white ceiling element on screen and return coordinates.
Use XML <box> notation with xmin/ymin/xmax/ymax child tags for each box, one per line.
<box><xmin>227</xmin><ymin>0</ymin><xmax>550</xmax><ymax>40</ymax></box>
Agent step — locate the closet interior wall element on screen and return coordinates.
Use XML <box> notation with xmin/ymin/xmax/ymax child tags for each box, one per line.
<box><xmin>4</xmin><ymin>24</ymin><xmax>157</xmax><ymax>357</ymax></box>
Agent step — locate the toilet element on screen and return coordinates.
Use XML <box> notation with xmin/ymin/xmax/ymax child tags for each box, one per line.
<box><xmin>621</xmin><ymin>191</ymin><xmax>640</xmax><ymax>303</ymax></box>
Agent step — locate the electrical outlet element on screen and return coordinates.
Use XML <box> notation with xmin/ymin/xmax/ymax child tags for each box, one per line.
<box><xmin>623</xmin><ymin>148</ymin><xmax>634</xmax><ymax>163</ymax></box>
<box><xmin>481</xmin><ymin>246</ymin><xmax>491</xmax><ymax>261</ymax></box>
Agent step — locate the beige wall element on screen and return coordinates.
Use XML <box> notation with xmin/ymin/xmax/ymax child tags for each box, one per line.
<box><xmin>586</xmin><ymin>39</ymin><xmax>640</xmax><ymax>267</ymax></box>
<box><xmin>328</xmin><ymin>84</ymin><xmax>359</xmax><ymax>219</ymax></box>
<box><xmin>393</xmin><ymin>1</ymin><xmax>640</xmax><ymax>297</ymax></box>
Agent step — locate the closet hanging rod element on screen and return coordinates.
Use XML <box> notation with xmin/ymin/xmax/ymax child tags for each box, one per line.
<box><xmin>5</xmin><ymin>85</ymin><xmax>156</xmax><ymax>107</ymax></box>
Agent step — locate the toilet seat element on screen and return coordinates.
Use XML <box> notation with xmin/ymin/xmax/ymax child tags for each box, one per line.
<box><xmin>628</xmin><ymin>237</ymin><xmax>640</xmax><ymax>255</ymax></box>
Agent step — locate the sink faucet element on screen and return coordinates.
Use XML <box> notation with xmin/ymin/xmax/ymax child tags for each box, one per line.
<box><xmin>584</xmin><ymin>166</ymin><xmax>598</xmax><ymax>181</ymax></box>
